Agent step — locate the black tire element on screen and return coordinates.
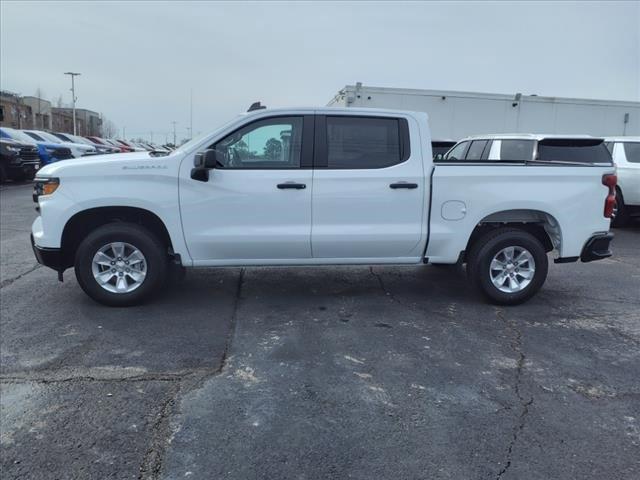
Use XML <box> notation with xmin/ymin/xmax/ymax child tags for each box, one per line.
<box><xmin>611</xmin><ymin>188</ymin><xmax>628</xmax><ymax>227</ymax></box>
<box><xmin>0</xmin><ymin>165</ymin><xmax>6</xmax><ymax>184</ymax></box>
<box><xmin>74</xmin><ymin>222</ymin><xmax>168</xmax><ymax>307</ymax></box>
<box><xmin>467</xmin><ymin>228</ymin><xmax>548</xmax><ymax>305</ymax></box>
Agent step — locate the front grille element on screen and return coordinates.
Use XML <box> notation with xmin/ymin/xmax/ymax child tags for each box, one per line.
<box><xmin>52</xmin><ymin>147</ymin><xmax>73</xmax><ymax>160</ymax></box>
<box><xmin>19</xmin><ymin>146</ymin><xmax>40</xmax><ymax>162</ymax></box>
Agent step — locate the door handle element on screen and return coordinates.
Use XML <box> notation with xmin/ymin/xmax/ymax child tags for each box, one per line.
<box><xmin>277</xmin><ymin>182</ymin><xmax>306</xmax><ymax>190</ymax></box>
<box><xmin>390</xmin><ymin>182</ymin><xmax>418</xmax><ymax>189</ymax></box>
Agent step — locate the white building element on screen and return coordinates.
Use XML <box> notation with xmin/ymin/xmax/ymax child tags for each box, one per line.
<box><xmin>328</xmin><ymin>83</ymin><xmax>639</xmax><ymax>140</ymax></box>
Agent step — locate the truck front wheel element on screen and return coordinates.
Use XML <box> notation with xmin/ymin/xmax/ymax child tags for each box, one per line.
<box><xmin>467</xmin><ymin>228</ymin><xmax>548</xmax><ymax>305</ymax></box>
<box><xmin>74</xmin><ymin>223</ymin><xmax>168</xmax><ymax>307</ymax></box>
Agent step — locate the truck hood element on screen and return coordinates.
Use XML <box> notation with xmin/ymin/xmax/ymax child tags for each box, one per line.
<box><xmin>36</xmin><ymin>151</ymin><xmax>158</xmax><ymax>177</ymax></box>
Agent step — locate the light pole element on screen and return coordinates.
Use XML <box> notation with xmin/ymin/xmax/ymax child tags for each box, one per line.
<box><xmin>64</xmin><ymin>72</ymin><xmax>81</xmax><ymax>135</ymax></box>
<box><xmin>171</xmin><ymin>121</ymin><xmax>177</xmax><ymax>146</ymax></box>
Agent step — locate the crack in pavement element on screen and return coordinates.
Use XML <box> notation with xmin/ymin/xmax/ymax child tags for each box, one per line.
<box><xmin>138</xmin><ymin>381</ymin><xmax>182</xmax><ymax>480</ymax></box>
<box><xmin>494</xmin><ymin>308</ymin><xmax>533</xmax><ymax>480</ymax></box>
<box><xmin>0</xmin><ymin>263</ymin><xmax>41</xmax><ymax>289</ymax></box>
<box><xmin>0</xmin><ymin>370</ymin><xmax>210</xmax><ymax>384</ymax></box>
<box><xmin>0</xmin><ymin>268</ymin><xmax>247</xmax><ymax>480</ymax></box>
<box><xmin>369</xmin><ymin>267</ymin><xmax>453</xmax><ymax>322</ymax></box>
<box><xmin>369</xmin><ymin>266</ymin><xmax>422</xmax><ymax>311</ymax></box>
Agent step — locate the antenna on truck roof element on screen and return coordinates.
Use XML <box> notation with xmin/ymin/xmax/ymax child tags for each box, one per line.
<box><xmin>247</xmin><ymin>102</ymin><xmax>266</xmax><ymax>112</ymax></box>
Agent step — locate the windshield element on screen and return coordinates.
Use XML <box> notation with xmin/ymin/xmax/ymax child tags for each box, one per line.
<box><xmin>25</xmin><ymin>131</ymin><xmax>46</xmax><ymax>142</ymax></box>
<box><xmin>173</xmin><ymin>115</ymin><xmax>244</xmax><ymax>155</ymax></box>
<box><xmin>623</xmin><ymin>142</ymin><xmax>640</xmax><ymax>163</ymax></box>
<box><xmin>3</xmin><ymin>128</ymin><xmax>38</xmax><ymax>144</ymax></box>
<box><xmin>73</xmin><ymin>136</ymin><xmax>95</xmax><ymax>145</ymax></box>
<box><xmin>52</xmin><ymin>132</ymin><xmax>73</xmax><ymax>142</ymax></box>
<box><xmin>34</xmin><ymin>131</ymin><xmax>63</xmax><ymax>143</ymax></box>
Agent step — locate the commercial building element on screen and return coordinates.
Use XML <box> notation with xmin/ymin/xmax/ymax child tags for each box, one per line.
<box><xmin>51</xmin><ymin>108</ymin><xmax>102</xmax><ymax>136</ymax></box>
<box><xmin>0</xmin><ymin>91</ymin><xmax>34</xmax><ymax>129</ymax></box>
<box><xmin>328</xmin><ymin>83</ymin><xmax>640</xmax><ymax>140</ymax></box>
<box><xmin>22</xmin><ymin>96</ymin><xmax>53</xmax><ymax>130</ymax></box>
<box><xmin>0</xmin><ymin>91</ymin><xmax>102</xmax><ymax>136</ymax></box>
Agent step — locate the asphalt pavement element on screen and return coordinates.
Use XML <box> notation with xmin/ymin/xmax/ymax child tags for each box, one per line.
<box><xmin>1</xmin><ymin>182</ymin><xmax>639</xmax><ymax>479</ymax></box>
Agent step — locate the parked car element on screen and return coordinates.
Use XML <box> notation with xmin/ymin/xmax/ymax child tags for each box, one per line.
<box><xmin>440</xmin><ymin>134</ymin><xmax>613</xmax><ymax>165</ymax></box>
<box><xmin>115</xmin><ymin>139</ymin><xmax>146</xmax><ymax>152</ymax></box>
<box><xmin>0</xmin><ymin>137</ymin><xmax>40</xmax><ymax>182</ymax></box>
<box><xmin>431</xmin><ymin>140</ymin><xmax>457</xmax><ymax>159</ymax></box>
<box><xmin>84</xmin><ymin>136</ymin><xmax>125</xmax><ymax>153</ymax></box>
<box><xmin>22</xmin><ymin>129</ymin><xmax>97</xmax><ymax>158</ymax></box>
<box><xmin>31</xmin><ymin>107</ymin><xmax>615</xmax><ymax>307</ymax></box>
<box><xmin>51</xmin><ymin>132</ymin><xmax>118</xmax><ymax>155</ymax></box>
<box><xmin>89</xmin><ymin>136</ymin><xmax>135</xmax><ymax>153</ymax></box>
<box><xmin>604</xmin><ymin>137</ymin><xmax>640</xmax><ymax>226</ymax></box>
<box><xmin>0</xmin><ymin>127</ymin><xmax>73</xmax><ymax>165</ymax></box>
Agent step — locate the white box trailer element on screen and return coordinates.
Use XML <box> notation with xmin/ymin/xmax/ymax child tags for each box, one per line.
<box><xmin>328</xmin><ymin>83</ymin><xmax>639</xmax><ymax>140</ymax></box>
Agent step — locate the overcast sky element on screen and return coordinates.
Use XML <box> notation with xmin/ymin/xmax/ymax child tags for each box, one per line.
<box><xmin>1</xmin><ymin>1</ymin><xmax>638</xmax><ymax>141</ymax></box>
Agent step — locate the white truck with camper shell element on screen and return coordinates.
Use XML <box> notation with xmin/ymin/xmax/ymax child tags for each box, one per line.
<box><xmin>31</xmin><ymin>106</ymin><xmax>616</xmax><ymax>307</ymax></box>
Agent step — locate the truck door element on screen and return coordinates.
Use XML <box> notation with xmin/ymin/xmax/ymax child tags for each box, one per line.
<box><xmin>179</xmin><ymin>115</ymin><xmax>313</xmax><ymax>263</ymax></box>
<box><xmin>311</xmin><ymin>114</ymin><xmax>426</xmax><ymax>259</ymax></box>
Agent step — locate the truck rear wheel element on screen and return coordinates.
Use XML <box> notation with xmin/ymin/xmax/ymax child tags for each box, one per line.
<box><xmin>611</xmin><ymin>188</ymin><xmax>628</xmax><ymax>227</ymax></box>
<box><xmin>74</xmin><ymin>223</ymin><xmax>168</xmax><ymax>307</ymax></box>
<box><xmin>467</xmin><ymin>228</ymin><xmax>548</xmax><ymax>305</ymax></box>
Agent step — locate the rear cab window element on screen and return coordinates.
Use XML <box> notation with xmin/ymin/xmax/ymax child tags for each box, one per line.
<box><xmin>536</xmin><ymin>139</ymin><xmax>612</xmax><ymax>165</ymax></box>
<box><xmin>322</xmin><ymin>116</ymin><xmax>409</xmax><ymax>169</ymax></box>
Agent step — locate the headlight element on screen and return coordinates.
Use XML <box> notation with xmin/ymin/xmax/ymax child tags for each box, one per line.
<box><xmin>33</xmin><ymin>177</ymin><xmax>60</xmax><ymax>202</ymax></box>
<box><xmin>45</xmin><ymin>147</ymin><xmax>58</xmax><ymax>153</ymax></box>
<box><xmin>6</xmin><ymin>145</ymin><xmax>21</xmax><ymax>152</ymax></box>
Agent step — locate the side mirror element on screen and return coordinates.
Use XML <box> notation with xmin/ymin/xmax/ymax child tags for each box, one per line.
<box><xmin>193</xmin><ymin>149</ymin><xmax>219</xmax><ymax>169</ymax></box>
<box><xmin>191</xmin><ymin>149</ymin><xmax>220</xmax><ymax>182</ymax></box>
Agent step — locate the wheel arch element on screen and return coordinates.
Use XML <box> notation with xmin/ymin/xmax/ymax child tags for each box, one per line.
<box><xmin>463</xmin><ymin>209</ymin><xmax>561</xmax><ymax>262</ymax></box>
<box><xmin>60</xmin><ymin>206</ymin><xmax>174</xmax><ymax>269</ymax></box>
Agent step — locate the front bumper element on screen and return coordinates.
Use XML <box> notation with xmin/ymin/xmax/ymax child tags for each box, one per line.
<box><xmin>31</xmin><ymin>233</ymin><xmax>64</xmax><ymax>273</ymax></box>
<box><xmin>580</xmin><ymin>233</ymin><xmax>614</xmax><ymax>263</ymax></box>
<box><xmin>7</xmin><ymin>162</ymin><xmax>39</xmax><ymax>174</ymax></box>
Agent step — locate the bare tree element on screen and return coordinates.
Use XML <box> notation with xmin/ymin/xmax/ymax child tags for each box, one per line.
<box><xmin>102</xmin><ymin>118</ymin><xmax>118</xmax><ymax>138</ymax></box>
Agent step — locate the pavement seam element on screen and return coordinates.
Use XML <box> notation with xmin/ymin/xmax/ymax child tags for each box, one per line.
<box><xmin>0</xmin><ymin>263</ymin><xmax>41</xmax><ymax>289</ymax></box>
<box><xmin>495</xmin><ymin>308</ymin><xmax>533</xmax><ymax>480</ymax></box>
<box><xmin>137</xmin><ymin>267</ymin><xmax>245</xmax><ymax>480</ymax></box>
<box><xmin>0</xmin><ymin>267</ymin><xmax>248</xmax><ymax>480</ymax></box>
<box><xmin>217</xmin><ymin>268</ymin><xmax>245</xmax><ymax>373</ymax></box>
<box><xmin>138</xmin><ymin>381</ymin><xmax>182</xmax><ymax>480</ymax></box>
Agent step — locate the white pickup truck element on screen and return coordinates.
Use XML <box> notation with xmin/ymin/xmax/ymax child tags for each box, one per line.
<box><xmin>31</xmin><ymin>107</ymin><xmax>616</xmax><ymax>306</ymax></box>
<box><xmin>605</xmin><ymin>137</ymin><xmax>640</xmax><ymax>226</ymax></box>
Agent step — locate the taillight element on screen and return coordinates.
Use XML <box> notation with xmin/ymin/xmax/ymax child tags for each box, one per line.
<box><xmin>602</xmin><ymin>174</ymin><xmax>617</xmax><ymax>218</ymax></box>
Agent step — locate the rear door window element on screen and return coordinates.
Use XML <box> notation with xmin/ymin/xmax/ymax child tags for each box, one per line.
<box><xmin>465</xmin><ymin>140</ymin><xmax>489</xmax><ymax>161</ymax></box>
<box><xmin>623</xmin><ymin>142</ymin><xmax>640</xmax><ymax>163</ymax></box>
<box><xmin>537</xmin><ymin>139</ymin><xmax>612</xmax><ymax>164</ymax></box>
<box><xmin>325</xmin><ymin>116</ymin><xmax>403</xmax><ymax>169</ymax></box>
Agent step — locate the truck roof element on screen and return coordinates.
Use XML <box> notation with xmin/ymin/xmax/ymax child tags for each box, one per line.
<box><xmin>239</xmin><ymin>106</ymin><xmax>430</xmax><ymax>120</ymax></box>
<box><xmin>604</xmin><ymin>136</ymin><xmax>640</xmax><ymax>142</ymax></box>
<box><xmin>459</xmin><ymin>133</ymin><xmax>602</xmax><ymax>142</ymax></box>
